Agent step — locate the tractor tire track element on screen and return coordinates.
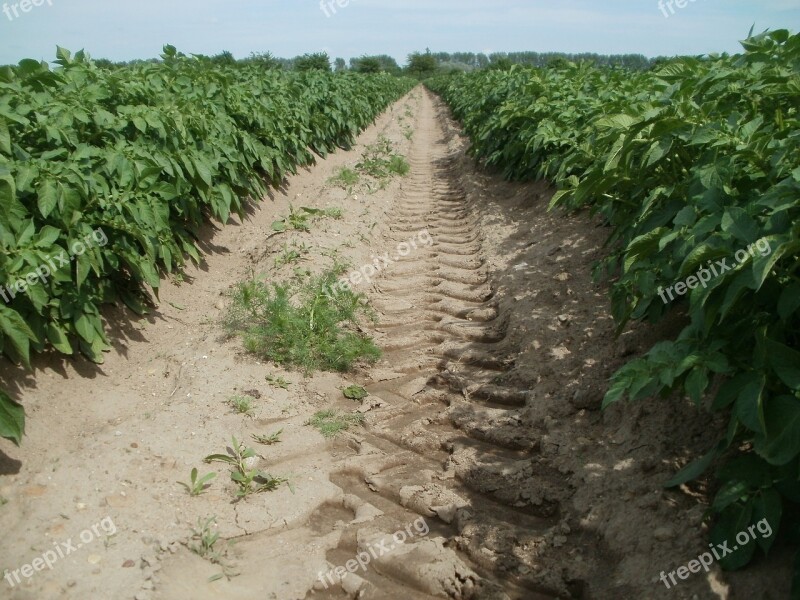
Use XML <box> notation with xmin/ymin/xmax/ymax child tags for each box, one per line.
<box><xmin>306</xmin><ymin>90</ymin><xmax>590</xmax><ymax>600</ymax></box>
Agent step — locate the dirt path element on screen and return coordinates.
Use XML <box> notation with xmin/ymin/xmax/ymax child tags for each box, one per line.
<box><xmin>0</xmin><ymin>88</ymin><xmax>783</xmax><ymax>600</ymax></box>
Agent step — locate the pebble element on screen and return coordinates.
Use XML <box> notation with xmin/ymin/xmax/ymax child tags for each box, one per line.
<box><xmin>654</xmin><ymin>527</ymin><xmax>674</xmax><ymax>541</ymax></box>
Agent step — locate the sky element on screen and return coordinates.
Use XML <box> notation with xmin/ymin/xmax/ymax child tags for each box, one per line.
<box><xmin>0</xmin><ymin>0</ymin><xmax>799</xmax><ymax>66</ymax></box>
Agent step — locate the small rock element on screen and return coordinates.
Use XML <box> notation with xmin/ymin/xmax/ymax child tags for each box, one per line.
<box><xmin>22</xmin><ymin>485</ymin><xmax>47</xmax><ymax>498</ymax></box>
<box><xmin>141</xmin><ymin>552</ymin><xmax>158</xmax><ymax>567</ymax></box>
<box><xmin>122</xmin><ymin>559</ymin><xmax>136</xmax><ymax>568</ymax></box>
<box><xmin>654</xmin><ymin>527</ymin><xmax>674</xmax><ymax>541</ymax></box>
<box><xmin>87</xmin><ymin>554</ymin><xmax>102</xmax><ymax>565</ymax></box>
<box><xmin>341</xmin><ymin>572</ymin><xmax>366</xmax><ymax>596</ymax></box>
<box><xmin>432</xmin><ymin>504</ymin><xmax>458</xmax><ymax>524</ymax></box>
<box><xmin>104</xmin><ymin>494</ymin><xmax>128</xmax><ymax>508</ymax></box>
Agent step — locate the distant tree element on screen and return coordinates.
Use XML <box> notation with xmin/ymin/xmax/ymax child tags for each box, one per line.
<box><xmin>546</xmin><ymin>57</ymin><xmax>571</xmax><ymax>69</ymax></box>
<box><xmin>246</xmin><ymin>52</ymin><xmax>283</xmax><ymax>70</ymax></box>
<box><xmin>351</xmin><ymin>55</ymin><xmax>400</xmax><ymax>74</ymax></box>
<box><xmin>211</xmin><ymin>50</ymin><xmax>236</xmax><ymax>66</ymax></box>
<box><xmin>355</xmin><ymin>57</ymin><xmax>382</xmax><ymax>73</ymax></box>
<box><xmin>334</xmin><ymin>57</ymin><xmax>347</xmax><ymax>72</ymax></box>
<box><xmin>488</xmin><ymin>56</ymin><xmax>514</xmax><ymax>70</ymax></box>
<box><xmin>294</xmin><ymin>52</ymin><xmax>331</xmax><ymax>72</ymax></box>
<box><xmin>406</xmin><ymin>51</ymin><xmax>437</xmax><ymax>77</ymax></box>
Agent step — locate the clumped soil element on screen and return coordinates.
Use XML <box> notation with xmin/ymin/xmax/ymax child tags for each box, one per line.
<box><xmin>0</xmin><ymin>88</ymin><xmax>787</xmax><ymax>600</ymax></box>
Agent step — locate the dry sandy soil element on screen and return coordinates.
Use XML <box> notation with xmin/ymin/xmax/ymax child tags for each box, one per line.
<box><xmin>0</xmin><ymin>88</ymin><xmax>787</xmax><ymax>599</ymax></box>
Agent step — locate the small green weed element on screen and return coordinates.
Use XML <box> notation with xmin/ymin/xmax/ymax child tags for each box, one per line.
<box><xmin>205</xmin><ymin>436</ymin><xmax>288</xmax><ymax>500</ymax></box>
<box><xmin>229</xmin><ymin>394</ymin><xmax>255</xmax><ymax>416</ymax></box>
<box><xmin>252</xmin><ymin>429</ymin><xmax>283</xmax><ymax>445</ymax></box>
<box><xmin>356</xmin><ymin>136</ymin><xmax>410</xmax><ymax>189</ymax></box>
<box><xmin>265</xmin><ymin>374</ymin><xmax>291</xmax><ymax>389</ymax></box>
<box><xmin>223</xmin><ymin>268</ymin><xmax>381</xmax><ymax>373</ymax></box>
<box><xmin>178</xmin><ymin>468</ymin><xmax>217</xmax><ymax>497</ymax></box>
<box><xmin>307</xmin><ymin>410</ymin><xmax>364</xmax><ymax>438</ymax></box>
<box><xmin>272</xmin><ymin>205</ymin><xmax>339</xmax><ymax>234</ymax></box>
<box><xmin>329</xmin><ymin>167</ymin><xmax>360</xmax><ymax>192</ymax></box>
<box><xmin>343</xmin><ymin>385</ymin><xmax>369</xmax><ymax>400</ymax></box>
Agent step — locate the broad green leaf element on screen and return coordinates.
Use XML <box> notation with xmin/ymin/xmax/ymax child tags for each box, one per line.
<box><xmin>765</xmin><ymin>340</ymin><xmax>800</xmax><ymax>390</ymax></box>
<box><xmin>754</xmin><ymin>396</ymin><xmax>800</xmax><ymax>466</ymax></box>
<box><xmin>0</xmin><ymin>390</ymin><xmax>24</xmax><ymax>446</ymax></box>
<box><xmin>37</xmin><ymin>180</ymin><xmax>58</xmax><ymax>218</ymax></box>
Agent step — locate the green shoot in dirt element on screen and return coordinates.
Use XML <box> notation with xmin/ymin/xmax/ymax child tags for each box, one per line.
<box><xmin>274</xmin><ymin>241</ymin><xmax>310</xmax><ymax>269</ymax></box>
<box><xmin>229</xmin><ymin>394</ymin><xmax>255</xmax><ymax>416</ymax></box>
<box><xmin>343</xmin><ymin>385</ymin><xmax>369</xmax><ymax>400</ymax></box>
<box><xmin>307</xmin><ymin>410</ymin><xmax>364</xmax><ymax>438</ymax></box>
<box><xmin>223</xmin><ymin>268</ymin><xmax>381</xmax><ymax>373</ymax></box>
<box><xmin>252</xmin><ymin>429</ymin><xmax>283</xmax><ymax>445</ymax></box>
<box><xmin>272</xmin><ymin>205</ymin><xmax>340</xmax><ymax>234</ymax></box>
<box><xmin>329</xmin><ymin>167</ymin><xmax>360</xmax><ymax>192</ymax></box>
<box><xmin>205</xmin><ymin>436</ymin><xmax>288</xmax><ymax>500</ymax></box>
<box><xmin>188</xmin><ymin>516</ymin><xmax>238</xmax><ymax>580</ymax></box>
<box><xmin>178</xmin><ymin>468</ymin><xmax>217</xmax><ymax>497</ymax></box>
<box><xmin>189</xmin><ymin>516</ymin><xmax>221</xmax><ymax>560</ymax></box>
<box><xmin>356</xmin><ymin>136</ymin><xmax>410</xmax><ymax>190</ymax></box>
<box><xmin>265</xmin><ymin>374</ymin><xmax>291</xmax><ymax>389</ymax></box>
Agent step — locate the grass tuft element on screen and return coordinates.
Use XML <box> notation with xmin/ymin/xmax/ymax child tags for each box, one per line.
<box><xmin>224</xmin><ymin>268</ymin><xmax>381</xmax><ymax>373</ymax></box>
<box><xmin>307</xmin><ymin>410</ymin><xmax>364</xmax><ymax>438</ymax></box>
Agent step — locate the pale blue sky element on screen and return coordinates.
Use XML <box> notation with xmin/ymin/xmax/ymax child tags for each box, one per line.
<box><xmin>1</xmin><ymin>0</ymin><xmax>798</xmax><ymax>65</ymax></box>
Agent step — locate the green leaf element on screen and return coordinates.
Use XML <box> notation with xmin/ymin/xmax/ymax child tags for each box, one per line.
<box><xmin>0</xmin><ymin>118</ymin><xmax>10</xmax><ymax>156</ymax></box>
<box><xmin>665</xmin><ymin>442</ymin><xmax>721</xmax><ymax>488</ymax></box>
<box><xmin>0</xmin><ymin>390</ymin><xmax>24</xmax><ymax>445</ymax></box>
<box><xmin>777</xmin><ymin>283</ymin><xmax>800</xmax><ymax>321</ymax></box>
<box><xmin>0</xmin><ymin>306</ymin><xmax>37</xmax><ymax>366</ymax></box>
<box><xmin>37</xmin><ymin>180</ymin><xmax>58</xmax><ymax>218</ymax></box>
<box><xmin>46</xmin><ymin>323</ymin><xmax>73</xmax><ymax>355</ymax></box>
<box><xmin>765</xmin><ymin>340</ymin><xmax>800</xmax><ymax>390</ymax></box>
<box><xmin>711</xmin><ymin>502</ymin><xmax>756</xmax><ymax>571</ymax></box>
<box><xmin>752</xmin><ymin>489</ymin><xmax>781</xmax><ymax>554</ymax></box>
<box><xmin>721</xmin><ymin>208</ymin><xmax>759</xmax><ymax>244</ymax></box>
<box><xmin>733</xmin><ymin>373</ymin><xmax>766</xmax><ymax>433</ymax></box>
<box><xmin>685</xmin><ymin>367</ymin><xmax>708</xmax><ymax>405</ymax></box>
<box><xmin>754</xmin><ymin>396</ymin><xmax>800</xmax><ymax>466</ymax></box>
<box><xmin>34</xmin><ymin>225</ymin><xmax>61</xmax><ymax>248</ymax></box>
<box><xmin>74</xmin><ymin>314</ymin><xmax>96</xmax><ymax>343</ymax></box>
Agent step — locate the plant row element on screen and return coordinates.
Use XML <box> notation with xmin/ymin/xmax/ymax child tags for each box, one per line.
<box><xmin>0</xmin><ymin>45</ymin><xmax>414</xmax><ymax>443</ymax></box>
<box><xmin>428</xmin><ymin>30</ymin><xmax>800</xmax><ymax>585</ymax></box>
